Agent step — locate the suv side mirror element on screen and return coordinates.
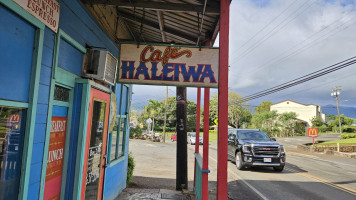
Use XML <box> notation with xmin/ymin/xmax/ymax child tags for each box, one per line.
<box><xmin>271</xmin><ymin>138</ymin><xmax>276</xmax><ymax>141</ymax></box>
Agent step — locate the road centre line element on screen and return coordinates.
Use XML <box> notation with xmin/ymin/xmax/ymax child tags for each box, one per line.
<box><xmin>286</xmin><ymin>167</ymin><xmax>356</xmax><ymax>196</ymax></box>
<box><xmin>286</xmin><ymin>151</ymin><xmax>356</xmax><ymax>168</ymax></box>
<box><xmin>208</xmin><ymin>155</ymin><xmax>269</xmax><ymax>200</ymax></box>
<box><xmin>286</xmin><ymin>151</ymin><xmax>318</xmax><ymax>158</ymax></box>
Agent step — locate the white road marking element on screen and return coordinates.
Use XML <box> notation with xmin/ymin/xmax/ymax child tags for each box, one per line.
<box><xmin>209</xmin><ymin>156</ymin><xmax>270</xmax><ymax>200</ymax></box>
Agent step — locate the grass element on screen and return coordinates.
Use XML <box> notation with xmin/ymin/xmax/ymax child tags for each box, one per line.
<box><xmin>316</xmin><ymin>138</ymin><xmax>356</xmax><ymax>147</ymax></box>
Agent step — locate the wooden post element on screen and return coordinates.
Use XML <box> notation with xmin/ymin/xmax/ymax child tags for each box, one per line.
<box><xmin>202</xmin><ymin>88</ymin><xmax>210</xmax><ymax>199</ymax></box>
<box><xmin>217</xmin><ymin>0</ymin><xmax>230</xmax><ymax>199</ymax></box>
<box><xmin>176</xmin><ymin>87</ymin><xmax>187</xmax><ymax>190</ymax></box>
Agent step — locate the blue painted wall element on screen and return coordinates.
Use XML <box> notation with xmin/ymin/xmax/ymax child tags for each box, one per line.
<box><xmin>0</xmin><ymin>5</ymin><xmax>34</xmax><ymax>102</ymax></box>
<box><xmin>2</xmin><ymin>0</ymin><xmax>129</xmax><ymax>199</ymax></box>
<box><xmin>28</xmin><ymin>27</ymin><xmax>55</xmax><ymax>200</ymax></box>
<box><xmin>103</xmin><ymin>84</ymin><xmax>132</xmax><ymax>200</ymax></box>
<box><xmin>56</xmin><ymin>1</ymin><xmax>126</xmax><ymax>199</ymax></box>
<box><xmin>59</xmin><ymin>0</ymin><xmax>118</xmax><ymax>56</ymax></box>
<box><xmin>58</xmin><ymin>38</ymin><xmax>84</xmax><ymax>76</ymax></box>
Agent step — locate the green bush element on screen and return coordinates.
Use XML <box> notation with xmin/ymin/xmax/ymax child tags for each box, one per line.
<box><xmin>127</xmin><ymin>153</ymin><xmax>135</xmax><ymax>185</ymax></box>
<box><xmin>342</xmin><ymin>126</ymin><xmax>355</xmax><ymax>133</ymax></box>
<box><xmin>130</xmin><ymin>126</ymin><xmax>142</xmax><ymax>138</ymax></box>
<box><xmin>341</xmin><ymin>134</ymin><xmax>356</xmax><ymax>139</ymax></box>
<box><xmin>315</xmin><ymin>126</ymin><xmax>331</xmax><ymax>133</ymax></box>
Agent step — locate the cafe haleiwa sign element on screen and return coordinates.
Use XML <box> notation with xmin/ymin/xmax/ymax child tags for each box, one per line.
<box><xmin>118</xmin><ymin>44</ymin><xmax>219</xmax><ymax>87</ymax></box>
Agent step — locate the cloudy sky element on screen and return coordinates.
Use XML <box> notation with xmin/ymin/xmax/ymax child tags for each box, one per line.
<box><xmin>132</xmin><ymin>0</ymin><xmax>356</xmax><ymax>110</ymax></box>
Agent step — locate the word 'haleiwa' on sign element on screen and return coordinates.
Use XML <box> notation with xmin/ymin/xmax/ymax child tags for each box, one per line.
<box><xmin>118</xmin><ymin>44</ymin><xmax>219</xmax><ymax>88</ymax></box>
<box><xmin>13</xmin><ymin>0</ymin><xmax>60</xmax><ymax>32</ymax></box>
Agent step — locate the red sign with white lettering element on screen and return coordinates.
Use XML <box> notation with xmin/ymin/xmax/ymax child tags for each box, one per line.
<box><xmin>44</xmin><ymin>117</ymin><xmax>67</xmax><ymax>200</ymax></box>
<box><xmin>308</xmin><ymin>128</ymin><xmax>318</xmax><ymax>137</ymax></box>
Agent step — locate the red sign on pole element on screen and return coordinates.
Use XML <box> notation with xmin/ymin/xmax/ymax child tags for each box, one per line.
<box><xmin>307</xmin><ymin>128</ymin><xmax>318</xmax><ymax>137</ymax></box>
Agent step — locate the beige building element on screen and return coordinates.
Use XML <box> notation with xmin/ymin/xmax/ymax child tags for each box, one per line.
<box><xmin>271</xmin><ymin>100</ymin><xmax>326</xmax><ymax>127</ymax></box>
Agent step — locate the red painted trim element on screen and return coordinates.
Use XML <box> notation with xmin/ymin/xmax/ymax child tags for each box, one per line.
<box><xmin>202</xmin><ymin>88</ymin><xmax>210</xmax><ymax>200</ymax></box>
<box><xmin>81</xmin><ymin>88</ymin><xmax>110</xmax><ymax>200</ymax></box>
<box><xmin>194</xmin><ymin>87</ymin><xmax>201</xmax><ymax>187</ymax></box>
<box><xmin>217</xmin><ymin>0</ymin><xmax>230</xmax><ymax>199</ymax></box>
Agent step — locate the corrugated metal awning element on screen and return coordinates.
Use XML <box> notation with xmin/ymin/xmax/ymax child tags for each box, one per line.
<box><xmin>81</xmin><ymin>0</ymin><xmax>220</xmax><ymax>45</ymax></box>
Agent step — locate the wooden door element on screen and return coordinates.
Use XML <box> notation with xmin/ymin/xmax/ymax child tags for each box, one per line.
<box><xmin>81</xmin><ymin>88</ymin><xmax>110</xmax><ymax>200</ymax></box>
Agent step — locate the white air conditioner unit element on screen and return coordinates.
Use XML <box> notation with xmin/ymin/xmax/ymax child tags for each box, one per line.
<box><xmin>82</xmin><ymin>49</ymin><xmax>118</xmax><ymax>86</ymax></box>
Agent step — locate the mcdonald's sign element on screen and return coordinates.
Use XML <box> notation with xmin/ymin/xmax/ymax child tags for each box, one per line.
<box><xmin>307</xmin><ymin>128</ymin><xmax>318</xmax><ymax>137</ymax></box>
<box><xmin>8</xmin><ymin>114</ymin><xmax>21</xmax><ymax>124</ymax></box>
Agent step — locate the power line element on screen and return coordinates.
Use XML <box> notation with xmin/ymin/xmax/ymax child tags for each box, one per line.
<box><xmin>230</xmin><ymin>0</ymin><xmax>316</xmax><ymax>63</ymax></box>
<box><xmin>240</xmin><ymin>56</ymin><xmax>356</xmax><ymax>102</ymax></box>
<box><xmin>243</xmin><ymin>13</ymin><xmax>356</xmax><ymax>75</ymax></box>
<box><xmin>229</xmin><ymin>0</ymin><xmax>300</xmax><ymax>57</ymax></box>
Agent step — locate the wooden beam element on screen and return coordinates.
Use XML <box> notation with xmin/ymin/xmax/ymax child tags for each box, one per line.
<box><xmin>118</xmin><ymin>11</ymin><xmax>197</xmax><ymax>43</ymax></box>
<box><xmin>83</xmin><ymin>0</ymin><xmax>220</xmax><ymax>15</ymax></box>
<box><xmin>156</xmin><ymin>10</ymin><xmax>167</xmax><ymax>42</ymax></box>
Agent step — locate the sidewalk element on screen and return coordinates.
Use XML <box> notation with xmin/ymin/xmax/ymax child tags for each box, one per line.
<box><xmin>117</xmin><ymin>188</ymin><xmax>195</xmax><ymax>200</ymax></box>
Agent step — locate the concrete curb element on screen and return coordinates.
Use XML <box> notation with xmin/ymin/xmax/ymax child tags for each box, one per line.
<box><xmin>297</xmin><ymin>144</ymin><xmax>356</xmax><ymax>158</ymax></box>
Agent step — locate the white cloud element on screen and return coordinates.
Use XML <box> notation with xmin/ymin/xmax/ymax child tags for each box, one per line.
<box><xmin>227</xmin><ymin>0</ymin><xmax>356</xmax><ymax>106</ymax></box>
<box><xmin>133</xmin><ymin>0</ymin><xmax>356</xmax><ymax>108</ymax></box>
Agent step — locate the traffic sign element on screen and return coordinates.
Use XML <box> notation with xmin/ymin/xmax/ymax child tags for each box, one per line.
<box><xmin>146</xmin><ymin>118</ymin><xmax>153</xmax><ymax>124</ymax></box>
<box><xmin>307</xmin><ymin>128</ymin><xmax>318</xmax><ymax>137</ymax></box>
<box><xmin>214</xmin><ymin>119</ymin><xmax>218</xmax><ymax>126</ymax></box>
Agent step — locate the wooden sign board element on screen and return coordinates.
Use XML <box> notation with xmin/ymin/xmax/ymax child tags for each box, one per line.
<box><xmin>118</xmin><ymin>44</ymin><xmax>219</xmax><ymax>88</ymax></box>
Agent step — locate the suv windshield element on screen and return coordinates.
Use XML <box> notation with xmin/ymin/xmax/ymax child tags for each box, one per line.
<box><xmin>237</xmin><ymin>131</ymin><xmax>271</xmax><ymax>141</ymax></box>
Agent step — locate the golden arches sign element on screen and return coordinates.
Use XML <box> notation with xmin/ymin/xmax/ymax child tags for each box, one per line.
<box><xmin>307</xmin><ymin>128</ymin><xmax>318</xmax><ymax>137</ymax></box>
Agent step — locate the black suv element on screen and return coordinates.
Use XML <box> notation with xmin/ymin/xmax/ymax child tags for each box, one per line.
<box><xmin>228</xmin><ymin>129</ymin><xmax>286</xmax><ymax>171</ymax></box>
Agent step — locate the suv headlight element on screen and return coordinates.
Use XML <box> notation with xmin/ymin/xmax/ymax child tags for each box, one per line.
<box><xmin>242</xmin><ymin>145</ymin><xmax>251</xmax><ymax>153</ymax></box>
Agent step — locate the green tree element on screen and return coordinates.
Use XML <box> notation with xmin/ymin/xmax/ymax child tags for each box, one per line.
<box><xmin>251</xmin><ymin>111</ymin><xmax>279</xmax><ymax>137</ymax></box>
<box><xmin>143</xmin><ymin>100</ymin><xmax>163</xmax><ymax>132</ymax></box>
<box><xmin>209</xmin><ymin>92</ymin><xmax>251</xmax><ymax>128</ymax></box>
<box><xmin>311</xmin><ymin>116</ymin><xmax>324</xmax><ymax>127</ymax></box>
<box><xmin>254</xmin><ymin>101</ymin><xmax>272</xmax><ymax>114</ymax></box>
<box><xmin>279</xmin><ymin>112</ymin><xmax>297</xmax><ymax>137</ymax></box>
<box><xmin>332</xmin><ymin>114</ymin><xmax>354</xmax><ymax>127</ymax></box>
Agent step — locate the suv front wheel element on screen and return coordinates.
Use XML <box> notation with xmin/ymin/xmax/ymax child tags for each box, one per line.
<box><xmin>235</xmin><ymin>152</ymin><xmax>245</xmax><ymax>170</ymax></box>
<box><xmin>273</xmin><ymin>165</ymin><xmax>284</xmax><ymax>172</ymax></box>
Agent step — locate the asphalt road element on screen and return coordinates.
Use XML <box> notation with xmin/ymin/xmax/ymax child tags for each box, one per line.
<box><xmin>129</xmin><ymin>136</ymin><xmax>356</xmax><ymax>200</ymax></box>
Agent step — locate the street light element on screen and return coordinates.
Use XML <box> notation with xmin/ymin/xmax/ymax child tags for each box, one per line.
<box><xmin>331</xmin><ymin>87</ymin><xmax>342</xmax><ymax>134</ymax></box>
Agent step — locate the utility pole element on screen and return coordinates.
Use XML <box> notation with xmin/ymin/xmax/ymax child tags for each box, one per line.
<box><xmin>163</xmin><ymin>86</ymin><xmax>168</xmax><ymax>143</ymax></box>
<box><xmin>331</xmin><ymin>86</ymin><xmax>342</xmax><ymax>134</ymax></box>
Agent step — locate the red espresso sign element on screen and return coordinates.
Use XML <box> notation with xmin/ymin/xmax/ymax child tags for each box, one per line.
<box><xmin>44</xmin><ymin>117</ymin><xmax>67</xmax><ymax>200</ymax></box>
<box><xmin>118</xmin><ymin>44</ymin><xmax>219</xmax><ymax>88</ymax></box>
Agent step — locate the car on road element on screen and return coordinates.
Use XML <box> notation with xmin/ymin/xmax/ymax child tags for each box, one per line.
<box><xmin>187</xmin><ymin>132</ymin><xmax>203</xmax><ymax>145</ymax></box>
<box><xmin>228</xmin><ymin>129</ymin><xmax>286</xmax><ymax>171</ymax></box>
<box><xmin>171</xmin><ymin>133</ymin><xmax>177</xmax><ymax>142</ymax></box>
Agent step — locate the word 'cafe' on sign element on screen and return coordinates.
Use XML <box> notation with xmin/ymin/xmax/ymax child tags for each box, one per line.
<box><xmin>118</xmin><ymin>44</ymin><xmax>219</xmax><ymax>87</ymax></box>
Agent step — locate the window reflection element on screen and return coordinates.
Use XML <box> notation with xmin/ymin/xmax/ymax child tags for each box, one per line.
<box><xmin>0</xmin><ymin>106</ymin><xmax>26</xmax><ymax>199</ymax></box>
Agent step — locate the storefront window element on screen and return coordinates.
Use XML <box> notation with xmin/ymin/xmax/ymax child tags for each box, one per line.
<box><xmin>118</xmin><ymin>117</ymin><xmax>126</xmax><ymax>157</ymax></box>
<box><xmin>0</xmin><ymin>106</ymin><xmax>26</xmax><ymax>199</ymax></box>
<box><xmin>54</xmin><ymin>85</ymin><xmax>70</xmax><ymax>102</ymax></box>
<box><xmin>85</xmin><ymin>101</ymin><xmax>106</xmax><ymax>198</ymax></box>
<box><xmin>110</xmin><ymin>120</ymin><xmax>117</xmax><ymax>162</ymax></box>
